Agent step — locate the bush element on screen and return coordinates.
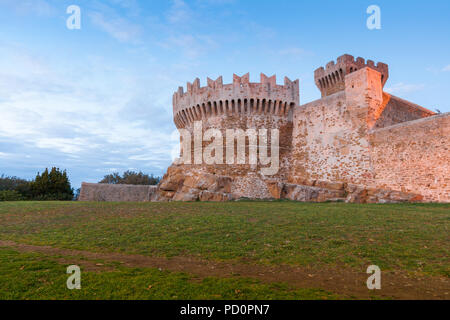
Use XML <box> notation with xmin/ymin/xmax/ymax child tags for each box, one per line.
<box><xmin>15</xmin><ymin>182</ymin><xmax>33</xmax><ymax>200</ymax></box>
<box><xmin>100</xmin><ymin>170</ymin><xmax>160</xmax><ymax>185</ymax></box>
<box><xmin>0</xmin><ymin>175</ymin><xmax>28</xmax><ymax>191</ymax></box>
<box><xmin>0</xmin><ymin>190</ymin><xmax>24</xmax><ymax>201</ymax></box>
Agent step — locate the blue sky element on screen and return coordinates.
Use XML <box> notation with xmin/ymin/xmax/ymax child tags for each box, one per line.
<box><xmin>0</xmin><ymin>0</ymin><xmax>449</xmax><ymax>189</ymax></box>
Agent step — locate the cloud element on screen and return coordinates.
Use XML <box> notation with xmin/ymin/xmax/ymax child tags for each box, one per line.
<box><xmin>443</xmin><ymin>65</ymin><xmax>450</xmax><ymax>72</ymax></box>
<box><xmin>167</xmin><ymin>0</ymin><xmax>192</xmax><ymax>24</ymax></box>
<box><xmin>107</xmin><ymin>0</ymin><xmax>141</xmax><ymax>16</ymax></box>
<box><xmin>276</xmin><ymin>48</ymin><xmax>313</xmax><ymax>60</ymax></box>
<box><xmin>197</xmin><ymin>0</ymin><xmax>236</xmax><ymax>4</ymax></box>
<box><xmin>242</xmin><ymin>21</ymin><xmax>276</xmax><ymax>40</ymax></box>
<box><xmin>158</xmin><ymin>34</ymin><xmax>218</xmax><ymax>59</ymax></box>
<box><xmin>384</xmin><ymin>83</ymin><xmax>425</xmax><ymax>94</ymax></box>
<box><xmin>0</xmin><ymin>0</ymin><xmax>56</xmax><ymax>17</ymax></box>
<box><xmin>89</xmin><ymin>11</ymin><xmax>142</xmax><ymax>43</ymax></box>
<box><xmin>0</xmin><ymin>42</ymin><xmax>179</xmax><ymax>186</ymax></box>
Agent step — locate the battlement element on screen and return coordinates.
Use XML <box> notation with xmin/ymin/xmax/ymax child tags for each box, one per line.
<box><xmin>314</xmin><ymin>54</ymin><xmax>389</xmax><ymax>97</ymax></box>
<box><xmin>173</xmin><ymin>73</ymin><xmax>299</xmax><ymax>128</ymax></box>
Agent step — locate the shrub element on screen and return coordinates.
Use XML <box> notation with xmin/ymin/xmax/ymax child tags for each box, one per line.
<box><xmin>15</xmin><ymin>182</ymin><xmax>33</xmax><ymax>200</ymax></box>
<box><xmin>99</xmin><ymin>170</ymin><xmax>161</xmax><ymax>185</ymax></box>
<box><xmin>0</xmin><ymin>175</ymin><xmax>28</xmax><ymax>191</ymax></box>
<box><xmin>0</xmin><ymin>190</ymin><xmax>24</xmax><ymax>201</ymax></box>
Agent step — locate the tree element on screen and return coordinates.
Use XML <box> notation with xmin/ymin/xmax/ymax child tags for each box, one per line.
<box><xmin>31</xmin><ymin>168</ymin><xmax>74</xmax><ymax>200</ymax></box>
<box><xmin>0</xmin><ymin>190</ymin><xmax>24</xmax><ymax>201</ymax></box>
<box><xmin>99</xmin><ymin>170</ymin><xmax>160</xmax><ymax>185</ymax></box>
<box><xmin>15</xmin><ymin>181</ymin><xmax>33</xmax><ymax>200</ymax></box>
<box><xmin>99</xmin><ymin>172</ymin><xmax>122</xmax><ymax>184</ymax></box>
<box><xmin>0</xmin><ymin>174</ymin><xmax>28</xmax><ymax>191</ymax></box>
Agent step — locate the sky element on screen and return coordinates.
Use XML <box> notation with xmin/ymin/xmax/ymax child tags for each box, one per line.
<box><xmin>0</xmin><ymin>0</ymin><xmax>449</xmax><ymax>189</ymax></box>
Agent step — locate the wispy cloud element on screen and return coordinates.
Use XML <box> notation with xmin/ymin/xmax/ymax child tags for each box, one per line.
<box><xmin>385</xmin><ymin>83</ymin><xmax>425</xmax><ymax>95</ymax></box>
<box><xmin>0</xmin><ymin>0</ymin><xmax>56</xmax><ymax>17</ymax></box>
<box><xmin>443</xmin><ymin>65</ymin><xmax>450</xmax><ymax>72</ymax></box>
<box><xmin>276</xmin><ymin>48</ymin><xmax>314</xmax><ymax>60</ymax></box>
<box><xmin>167</xmin><ymin>0</ymin><xmax>192</xmax><ymax>24</ymax></box>
<box><xmin>158</xmin><ymin>34</ymin><xmax>218</xmax><ymax>59</ymax></box>
<box><xmin>89</xmin><ymin>11</ymin><xmax>142</xmax><ymax>43</ymax></box>
<box><xmin>0</xmin><ymin>152</ymin><xmax>11</xmax><ymax>159</ymax></box>
<box><xmin>0</xmin><ymin>42</ymin><xmax>178</xmax><ymax>185</ymax></box>
<box><xmin>107</xmin><ymin>0</ymin><xmax>141</xmax><ymax>16</ymax></box>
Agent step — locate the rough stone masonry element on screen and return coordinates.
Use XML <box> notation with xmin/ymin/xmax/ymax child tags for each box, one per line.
<box><xmin>80</xmin><ymin>54</ymin><xmax>449</xmax><ymax>203</ymax></box>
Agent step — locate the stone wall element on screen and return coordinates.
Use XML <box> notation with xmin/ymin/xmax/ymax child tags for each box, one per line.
<box><xmin>289</xmin><ymin>66</ymin><xmax>448</xmax><ymax>202</ymax></box>
<box><xmin>79</xmin><ymin>183</ymin><xmax>157</xmax><ymax>202</ymax></box>
<box><xmin>372</xmin><ymin>93</ymin><xmax>435</xmax><ymax>129</ymax></box>
<box><xmin>290</xmin><ymin>67</ymin><xmax>381</xmax><ymax>186</ymax></box>
<box><xmin>369</xmin><ymin>113</ymin><xmax>450</xmax><ymax>202</ymax></box>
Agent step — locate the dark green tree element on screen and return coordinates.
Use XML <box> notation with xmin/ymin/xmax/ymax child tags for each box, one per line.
<box><xmin>99</xmin><ymin>172</ymin><xmax>122</xmax><ymax>184</ymax></box>
<box><xmin>31</xmin><ymin>168</ymin><xmax>74</xmax><ymax>200</ymax></box>
<box><xmin>0</xmin><ymin>190</ymin><xmax>24</xmax><ymax>201</ymax></box>
<box><xmin>0</xmin><ymin>174</ymin><xmax>28</xmax><ymax>191</ymax></box>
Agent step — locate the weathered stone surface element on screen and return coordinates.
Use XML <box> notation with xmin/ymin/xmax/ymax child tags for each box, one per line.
<box><xmin>79</xmin><ymin>183</ymin><xmax>156</xmax><ymax>202</ymax></box>
<box><xmin>315</xmin><ymin>181</ymin><xmax>345</xmax><ymax>191</ymax></box>
<box><xmin>281</xmin><ymin>184</ymin><xmax>344</xmax><ymax>202</ymax></box>
<box><xmin>369</xmin><ymin>113</ymin><xmax>449</xmax><ymax>202</ymax></box>
<box><xmin>159</xmin><ymin>169</ymin><xmax>185</xmax><ymax>191</ymax></box>
<box><xmin>173</xmin><ymin>186</ymin><xmax>200</xmax><ymax>202</ymax></box>
<box><xmin>344</xmin><ymin>184</ymin><xmax>369</xmax><ymax>204</ymax></box>
<box><xmin>199</xmin><ymin>190</ymin><xmax>233</xmax><ymax>202</ymax></box>
<box><xmin>183</xmin><ymin>173</ymin><xmax>232</xmax><ymax>193</ymax></box>
<box><xmin>344</xmin><ymin>184</ymin><xmax>423</xmax><ymax>204</ymax></box>
<box><xmin>266</xmin><ymin>181</ymin><xmax>283</xmax><ymax>199</ymax></box>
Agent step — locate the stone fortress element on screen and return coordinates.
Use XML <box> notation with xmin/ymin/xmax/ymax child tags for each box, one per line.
<box><xmin>80</xmin><ymin>54</ymin><xmax>449</xmax><ymax>203</ymax></box>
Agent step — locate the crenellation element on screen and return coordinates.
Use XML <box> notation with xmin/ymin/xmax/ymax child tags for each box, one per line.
<box><xmin>233</xmin><ymin>73</ymin><xmax>250</xmax><ymax>85</ymax></box>
<box><xmin>314</xmin><ymin>54</ymin><xmax>389</xmax><ymax>97</ymax></box>
<box><xmin>207</xmin><ymin>76</ymin><xmax>223</xmax><ymax>89</ymax></box>
<box><xmin>260</xmin><ymin>73</ymin><xmax>276</xmax><ymax>87</ymax></box>
<box><xmin>356</xmin><ymin>57</ymin><xmax>365</xmax><ymax>65</ymax></box>
<box><xmin>173</xmin><ymin>73</ymin><xmax>299</xmax><ymax>128</ymax></box>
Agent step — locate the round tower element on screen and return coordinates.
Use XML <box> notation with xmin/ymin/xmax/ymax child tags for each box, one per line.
<box><xmin>173</xmin><ymin>73</ymin><xmax>299</xmax><ymax>129</ymax></box>
<box><xmin>169</xmin><ymin>73</ymin><xmax>299</xmax><ymax>199</ymax></box>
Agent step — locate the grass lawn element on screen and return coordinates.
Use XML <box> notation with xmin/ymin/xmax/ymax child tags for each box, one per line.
<box><xmin>0</xmin><ymin>201</ymin><xmax>448</xmax><ymax>299</ymax></box>
<box><xmin>0</xmin><ymin>248</ymin><xmax>336</xmax><ymax>300</ymax></box>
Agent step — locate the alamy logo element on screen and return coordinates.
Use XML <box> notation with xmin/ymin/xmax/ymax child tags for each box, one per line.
<box><xmin>366</xmin><ymin>265</ymin><xmax>381</xmax><ymax>290</ymax></box>
<box><xmin>66</xmin><ymin>265</ymin><xmax>81</xmax><ymax>290</ymax></box>
<box><xmin>367</xmin><ymin>5</ymin><xmax>381</xmax><ymax>30</ymax></box>
<box><xmin>66</xmin><ymin>5</ymin><xmax>81</xmax><ymax>30</ymax></box>
<box><xmin>175</xmin><ymin>121</ymin><xmax>280</xmax><ymax>176</ymax></box>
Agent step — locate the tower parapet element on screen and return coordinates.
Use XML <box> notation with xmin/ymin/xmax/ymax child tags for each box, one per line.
<box><xmin>314</xmin><ymin>54</ymin><xmax>389</xmax><ymax>97</ymax></box>
<box><xmin>173</xmin><ymin>73</ymin><xmax>299</xmax><ymax>128</ymax></box>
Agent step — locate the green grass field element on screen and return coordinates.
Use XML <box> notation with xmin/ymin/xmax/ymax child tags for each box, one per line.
<box><xmin>0</xmin><ymin>201</ymin><xmax>448</xmax><ymax>300</ymax></box>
